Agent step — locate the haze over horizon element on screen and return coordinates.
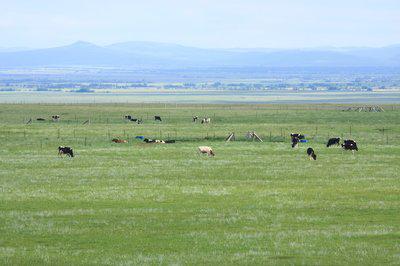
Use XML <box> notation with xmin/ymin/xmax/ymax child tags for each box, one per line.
<box><xmin>1</xmin><ymin>0</ymin><xmax>399</xmax><ymax>49</ymax></box>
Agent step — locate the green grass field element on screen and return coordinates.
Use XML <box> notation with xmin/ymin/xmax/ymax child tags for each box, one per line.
<box><xmin>0</xmin><ymin>103</ymin><xmax>399</xmax><ymax>265</ymax></box>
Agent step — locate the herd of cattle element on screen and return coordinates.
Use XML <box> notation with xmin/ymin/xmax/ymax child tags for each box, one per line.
<box><xmin>58</xmin><ymin>132</ymin><xmax>358</xmax><ymax>161</ymax></box>
<box><xmin>45</xmin><ymin>114</ymin><xmax>359</xmax><ymax>160</ymax></box>
<box><xmin>290</xmin><ymin>133</ymin><xmax>359</xmax><ymax>160</ymax></box>
<box><xmin>123</xmin><ymin>115</ymin><xmax>212</xmax><ymax>124</ymax></box>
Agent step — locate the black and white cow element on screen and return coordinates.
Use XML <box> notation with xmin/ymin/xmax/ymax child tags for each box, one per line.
<box><xmin>327</xmin><ymin>137</ymin><xmax>340</xmax><ymax>147</ymax></box>
<box><xmin>291</xmin><ymin>136</ymin><xmax>300</xmax><ymax>148</ymax></box>
<box><xmin>58</xmin><ymin>146</ymin><xmax>74</xmax><ymax>157</ymax></box>
<box><xmin>290</xmin><ymin>133</ymin><xmax>305</xmax><ymax>140</ymax></box>
<box><xmin>193</xmin><ymin>116</ymin><xmax>198</xmax><ymax>122</ymax></box>
<box><xmin>342</xmin><ymin>139</ymin><xmax>358</xmax><ymax>153</ymax></box>
<box><xmin>52</xmin><ymin>115</ymin><xmax>60</xmax><ymax>122</ymax></box>
<box><xmin>306</xmin><ymin>147</ymin><xmax>317</xmax><ymax>160</ymax></box>
<box><xmin>290</xmin><ymin>133</ymin><xmax>304</xmax><ymax>148</ymax></box>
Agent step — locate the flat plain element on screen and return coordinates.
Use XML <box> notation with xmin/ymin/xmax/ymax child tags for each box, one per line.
<box><xmin>0</xmin><ymin>103</ymin><xmax>399</xmax><ymax>265</ymax></box>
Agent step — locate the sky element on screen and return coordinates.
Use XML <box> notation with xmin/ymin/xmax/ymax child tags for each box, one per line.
<box><xmin>1</xmin><ymin>0</ymin><xmax>399</xmax><ymax>49</ymax></box>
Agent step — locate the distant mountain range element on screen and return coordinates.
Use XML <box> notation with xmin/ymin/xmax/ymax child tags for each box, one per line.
<box><xmin>0</xmin><ymin>41</ymin><xmax>399</xmax><ymax>68</ymax></box>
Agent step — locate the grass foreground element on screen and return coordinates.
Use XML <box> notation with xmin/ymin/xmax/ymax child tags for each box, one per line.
<box><xmin>0</xmin><ymin>103</ymin><xmax>399</xmax><ymax>265</ymax></box>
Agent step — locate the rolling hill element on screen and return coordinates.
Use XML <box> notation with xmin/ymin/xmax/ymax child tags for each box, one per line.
<box><xmin>0</xmin><ymin>41</ymin><xmax>399</xmax><ymax>68</ymax></box>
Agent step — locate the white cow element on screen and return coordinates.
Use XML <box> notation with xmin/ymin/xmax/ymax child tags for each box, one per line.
<box><xmin>198</xmin><ymin>146</ymin><xmax>215</xmax><ymax>156</ymax></box>
<box><xmin>201</xmin><ymin>117</ymin><xmax>211</xmax><ymax>124</ymax></box>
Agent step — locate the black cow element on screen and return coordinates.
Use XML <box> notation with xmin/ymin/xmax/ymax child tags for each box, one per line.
<box><xmin>36</xmin><ymin>118</ymin><xmax>46</xmax><ymax>121</ymax></box>
<box><xmin>342</xmin><ymin>140</ymin><xmax>358</xmax><ymax>153</ymax></box>
<box><xmin>291</xmin><ymin>136</ymin><xmax>299</xmax><ymax>148</ymax></box>
<box><xmin>307</xmin><ymin>147</ymin><xmax>317</xmax><ymax>160</ymax></box>
<box><xmin>130</xmin><ymin>118</ymin><xmax>138</xmax><ymax>122</ymax></box>
<box><xmin>327</xmin><ymin>137</ymin><xmax>340</xmax><ymax>147</ymax></box>
<box><xmin>58</xmin><ymin>146</ymin><xmax>74</xmax><ymax>157</ymax></box>
<box><xmin>155</xmin><ymin>116</ymin><xmax>162</xmax><ymax>121</ymax></box>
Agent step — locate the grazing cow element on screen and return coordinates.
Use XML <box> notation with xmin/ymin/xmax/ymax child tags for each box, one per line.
<box><xmin>58</xmin><ymin>146</ymin><xmax>74</xmax><ymax>157</ymax></box>
<box><xmin>193</xmin><ymin>116</ymin><xmax>198</xmax><ymax>122</ymax></box>
<box><xmin>124</xmin><ymin>115</ymin><xmax>132</xmax><ymax>120</ymax></box>
<box><xmin>201</xmin><ymin>117</ymin><xmax>211</xmax><ymax>124</ymax></box>
<box><xmin>137</xmin><ymin>118</ymin><xmax>143</xmax><ymax>124</ymax></box>
<box><xmin>307</xmin><ymin>147</ymin><xmax>317</xmax><ymax>160</ymax></box>
<box><xmin>342</xmin><ymin>139</ymin><xmax>358</xmax><ymax>153</ymax></box>
<box><xmin>36</xmin><ymin>118</ymin><xmax>46</xmax><ymax>121</ymax></box>
<box><xmin>198</xmin><ymin>146</ymin><xmax>215</xmax><ymax>156</ymax></box>
<box><xmin>291</xmin><ymin>136</ymin><xmax>300</xmax><ymax>148</ymax></box>
<box><xmin>291</xmin><ymin>133</ymin><xmax>305</xmax><ymax>148</ymax></box>
<box><xmin>130</xmin><ymin>118</ymin><xmax>138</xmax><ymax>122</ymax></box>
<box><xmin>143</xmin><ymin>138</ymin><xmax>174</xmax><ymax>144</ymax></box>
<box><xmin>154</xmin><ymin>116</ymin><xmax>162</xmax><ymax>121</ymax></box>
<box><xmin>52</xmin><ymin>115</ymin><xmax>60</xmax><ymax>122</ymax></box>
<box><xmin>327</xmin><ymin>137</ymin><xmax>340</xmax><ymax>147</ymax></box>
<box><xmin>112</xmin><ymin>138</ymin><xmax>127</xmax><ymax>143</ymax></box>
<box><xmin>143</xmin><ymin>138</ymin><xmax>164</xmax><ymax>143</ymax></box>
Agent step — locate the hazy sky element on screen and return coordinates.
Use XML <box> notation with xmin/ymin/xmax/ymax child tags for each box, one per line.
<box><xmin>1</xmin><ymin>0</ymin><xmax>399</xmax><ymax>48</ymax></box>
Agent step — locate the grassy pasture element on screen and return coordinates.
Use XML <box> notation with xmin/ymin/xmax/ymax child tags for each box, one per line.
<box><xmin>0</xmin><ymin>103</ymin><xmax>399</xmax><ymax>265</ymax></box>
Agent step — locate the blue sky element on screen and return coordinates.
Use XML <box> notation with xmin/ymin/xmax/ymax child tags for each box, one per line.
<box><xmin>1</xmin><ymin>0</ymin><xmax>399</xmax><ymax>48</ymax></box>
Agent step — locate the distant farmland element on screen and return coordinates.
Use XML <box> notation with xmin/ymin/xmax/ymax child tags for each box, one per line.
<box><xmin>0</xmin><ymin>103</ymin><xmax>399</xmax><ymax>264</ymax></box>
<box><xmin>0</xmin><ymin>90</ymin><xmax>399</xmax><ymax>104</ymax></box>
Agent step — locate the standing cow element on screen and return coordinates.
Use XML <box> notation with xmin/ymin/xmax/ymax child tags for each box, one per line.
<box><xmin>58</xmin><ymin>146</ymin><xmax>74</xmax><ymax>157</ymax></box>
<box><xmin>52</xmin><ymin>115</ymin><xmax>60</xmax><ymax>122</ymax></box>
<box><xmin>342</xmin><ymin>139</ymin><xmax>358</xmax><ymax>154</ymax></box>
<box><xmin>201</xmin><ymin>118</ymin><xmax>211</xmax><ymax>124</ymax></box>
<box><xmin>155</xmin><ymin>116</ymin><xmax>162</xmax><ymax>122</ymax></box>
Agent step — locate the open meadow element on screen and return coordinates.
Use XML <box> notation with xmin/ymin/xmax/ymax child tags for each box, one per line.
<box><xmin>0</xmin><ymin>103</ymin><xmax>399</xmax><ymax>265</ymax></box>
